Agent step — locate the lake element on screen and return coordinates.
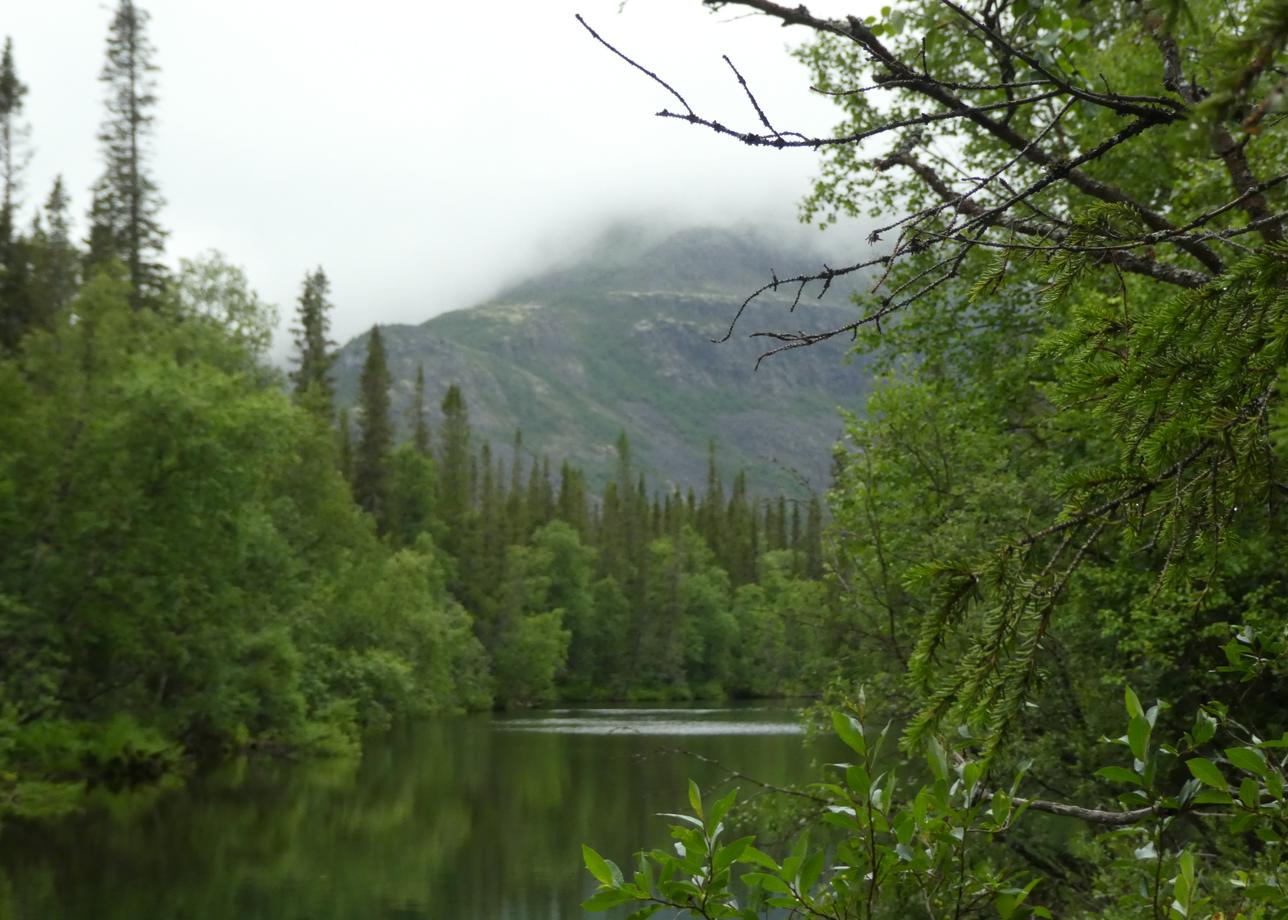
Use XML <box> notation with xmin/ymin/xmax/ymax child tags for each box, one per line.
<box><xmin>0</xmin><ymin>704</ymin><xmax>825</xmax><ymax>919</ymax></box>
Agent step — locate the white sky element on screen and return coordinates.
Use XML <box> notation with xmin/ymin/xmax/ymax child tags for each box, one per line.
<box><xmin>8</xmin><ymin>0</ymin><xmax>871</xmax><ymax>354</ymax></box>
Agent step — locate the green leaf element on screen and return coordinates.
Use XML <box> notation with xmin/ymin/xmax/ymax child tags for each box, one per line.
<box><xmin>992</xmin><ymin>790</ymin><xmax>1011</xmax><ymax>823</ymax></box>
<box><xmin>1245</xmin><ymin>884</ymin><xmax>1285</xmax><ymax>900</ymax></box>
<box><xmin>658</xmin><ymin>812</ymin><xmax>704</xmax><ymax>828</ymax></box>
<box><xmin>741</xmin><ymin>846</ymin><xmax>779</xmax><ymax>870</ymax></box>
<box><xmin>996</xmin><ymin>879</ymin><xmax>1040</xmax><ymax>919</ymax></box>
<box><xmin>1128</xmin><ymin>716</ymin><xmax>1151</xmax><ymax>762</ymax></box>
<box><xmin>846</xmin><ymin>764</ymin><xmax>872</xmax><ymax>798</ymax></box>
<box><xmin>688</xmin><ymin>780</ymin><xmax>703</xmax><ymax>820</ymax></box>
<box><xmin>625</xmin><ymin>906</ymin><xmax>662</xmax><ymax>920</ymax></box>
<box><xmin>1224</xmin><ymin>746</ymin><xmax>1269</xmax><ymax>777</ymax></box>
<box><xmin>583</xmin><ymin>845</ymin><xmax>623</xmax><ymax>887</ymax></box>
<box><xmin>1191</xmin><ymin>710</ymin><xmax>1217</xmax><ymax>745</ymax></box>
<box><xmin>833</xmin><ymin>711</ymin><xmax>866</xmax><ymax>756</ymax></box>
<box><xmin>582</xmin><ymin>889</ymin><xmax>637</xmax><ymax>911</ymax></box>
<box><xmin>1096</xmin><ymin>766</ymin><xmax>1143</xmax><ymax>785</ymax></box>
<box><xmin>1125</xmin><ymin>686</ymin><xmax>1144</xmax><ymax>720</ymax></box>
<box><xmin>743</xmin><ymin>872</ymin><xmax>792</xmax><ymax>895</ymax></box>
<box><xmin>798</xmin><ymin>849</ymin><xmax>825</xmax><ymax>894</ymax></box>
<box><xmin>709</xmin><ymin>788</ymin><xmax>738</xmax><ymax>827</ymax></box>
<box><xmin>714</xmin><ymin>835</ymin><xmax>755</xmax><ymax>872</ymax></box>
<box><xmin>1185</xmin><ymin>757</ymin><xmax>1227</xmax><ymax>789</ymax></box>
<box><xmin>1192</xmin><ymin>789</ymin><xmax>1234</xmax><ymax>805</ymax></box>
<box><xmin>926</xmin><ymin>737</ymin><xmax>949</xmax><ymax>782</ymax></box>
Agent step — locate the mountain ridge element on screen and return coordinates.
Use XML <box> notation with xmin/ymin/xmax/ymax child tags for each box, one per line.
<box><xmin>335</xmin><ymin>223</ymin><xmax>872</xmax><ymax>496</ymax></box>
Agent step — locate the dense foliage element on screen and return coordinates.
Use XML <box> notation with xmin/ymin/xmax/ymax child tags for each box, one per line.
<box><xmin>403</xmin><ymin>408</ymin><xmax>830</xmax><ymax>705</ymax></box>
<box><xmin>579</xmin><ymin>0</ymin><xmax>1288</xmax><ymax>914</ymax></box>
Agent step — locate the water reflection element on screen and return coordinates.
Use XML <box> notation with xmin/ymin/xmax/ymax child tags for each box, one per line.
<box><xmin>498</xmin><ymin>718</ymin><xmax>803</xmax><ymax>735</ymax></box>
<box><xmin>0</xmin><ymin>704</ymin><xmax>818</xmax><ymax>920</ymax></box>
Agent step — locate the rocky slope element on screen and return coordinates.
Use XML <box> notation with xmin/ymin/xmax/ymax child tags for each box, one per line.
<box><xmin>334</xmin><ymin>224</ymin><xmax>872</xmax><ymax>496</ymax></box>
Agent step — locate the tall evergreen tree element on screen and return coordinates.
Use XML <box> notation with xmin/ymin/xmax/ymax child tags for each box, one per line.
<box><xmin>289</xmin><ymin>267</ymin><xmax>335</xmax><ymax>417</ymax></box>
<box><xmin>408</xmin><ymin>364</ymin><xmax>431</xmax><ymax>454</ymax></box>
<box><xmin>0</xmin><ymin>37</ymin><xmax>27</xmax><ymax>250</ymax></box>
<box><xmin>506</xmin><ymin>430</ymin><xmax>527</xmax><ymax>544</ymax></box>
<box><xmin>26</xmin><ymin>178</ymin><xmax>79</xmax><ymax>325</ymax></box>
<box><xmin>438</xmin><ymin>384</ymin><xmax>472</xmax><ymax>554</ymax></box>
<box><xmin>536</xmin><ymin>456</ymin><xmax>555</xmax><ymax>527</ymax></box>
<box><xmin>697</xmin><ymin>441</ymin><xmax>724</xmax><ymax>559</ymax></box>
<box><xmin>556</xmin><ymin>461</ymin><xmax>589</xmax><ymax>536</ymax></box>
<box><xmin>0</xmin><ymin>37</ymin><xmax>30</xmax><ymax>350</ymax></box>
<box><xmin>353</xmin><ymin>326</ymin><xmax>393</xmax><ymax>531</ymax></box>
<box><xmin>86</xmin><ymin>1</ymin><xmax>166</xmax><ymax>309</ymax></box>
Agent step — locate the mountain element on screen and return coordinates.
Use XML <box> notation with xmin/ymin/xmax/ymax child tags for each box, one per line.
<box><xmin>334</xmin><ymin>223</ymin><xmax>872</xmax><ymax>496</ymax></box>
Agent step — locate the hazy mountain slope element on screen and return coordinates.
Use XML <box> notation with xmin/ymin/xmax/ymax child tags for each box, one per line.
<box><xmin>334</xmin><ymin>224</ymin><xmax>871</xmax><ymax>496</ymax></box>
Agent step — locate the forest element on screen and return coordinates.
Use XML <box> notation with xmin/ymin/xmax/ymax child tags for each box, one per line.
<box><xmin>2</xmin><ymin>0</ymin><xmax>1288</xmax><ymax>916</ymax></box>
<box><xmin>0</xmin><ymin>2</ymin><xmax>834</xmax><ymax>814</ymax></box>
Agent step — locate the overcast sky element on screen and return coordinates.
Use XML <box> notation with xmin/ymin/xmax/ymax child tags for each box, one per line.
<box><xmin>8</xmin><ymin>0</ymin><xmax>871</xmax><ymax>353</ymax></box>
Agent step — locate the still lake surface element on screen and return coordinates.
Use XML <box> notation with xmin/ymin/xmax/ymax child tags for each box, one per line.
<box><xmin>0</xmin><ymin>704</ymin><xmax>824</xmax><ymax>919</ymax></box>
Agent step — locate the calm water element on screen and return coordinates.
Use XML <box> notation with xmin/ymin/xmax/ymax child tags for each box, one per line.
<box><xmin>0</xmin><ymin>704</ymin><xmax>821</xmax><ymax>919</ymax></box>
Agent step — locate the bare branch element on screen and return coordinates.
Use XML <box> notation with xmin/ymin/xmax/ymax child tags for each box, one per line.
<box><xmin>575</xmin><ymin>14</ymin><xmax>695</xmax><ymax>117</ymax></box>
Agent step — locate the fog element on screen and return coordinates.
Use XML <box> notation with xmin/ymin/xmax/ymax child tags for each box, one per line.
<box><xmin>8</xmin><ymin>0</ymin><xmax>874</xmax><ymax>354</ymax></box>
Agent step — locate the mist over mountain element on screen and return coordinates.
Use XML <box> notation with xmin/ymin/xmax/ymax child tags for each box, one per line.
<box><xmin>334</xmin><ymin>223</ymin><xmax>873</xmax><ymax>496</ymax></box>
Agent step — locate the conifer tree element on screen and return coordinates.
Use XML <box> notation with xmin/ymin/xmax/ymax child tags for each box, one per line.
<box><xmin>289</xmin><ymin>267</ymin><xmax>335</xmax><ymax>417</ymax></box>
<box><xmin>771</xmin><ymin>496</ymin><xmax>788</xmax><ymax>551</ymax></box>
<box><xmin>0</xmin><ymin>37</ymin><xmax>30</xmax><ymax>350</ymax></box>
<box><xmin>438</xmin><ymin>384</ymin><xmax>472</xmax><ymax>553</ymax></box>
<box><xmin>698</xmin><ymin>441</ymin><xmax>724</xmax><ymax>559</ymax></box>
<box><xmin>556</xmin><ymin>461</ymin><xmax>589</xmax><ymax>536</ymax></box>
<box><xmin>535</xmin><ymin>456</ymin><xmax>555</xmax><ymax>526</ymax></box>
<box><xmin>353</xmin><ymin>325</ymin><xmax>393</xmax><ymax>530</ymax></box>
<box><xmin>408</xmin><ymin>364</ymin><xmax>430</xmax><ymax>454</ymax></box>
<box><xmin>25</xmin><ymin>178</ymin><xmax>79</xmax><ymax>327</ymax></box>
<box><xmin>0</xmin><ymin>37</ymin><xmax>27</xmax><ymax>251</ymax></box>
<box><xmin>86</xmin><ymin>1</ymin><xmax>166</xmax><ymax>309</ymax></box>
<box><xmin>663</xmin><ymin>491</ymin><xmax>681</xmax><ymax>536</ymax></box>
<box><xmin>597</xmin><ymin>481</ymin><xmax>625</xmax><ymax>582</ymax></box>
<box><xmin>506</xmin><ymin>430</ymin><xmax>527</xmax><ymax>544</ymax></box>
<box><xmin>725</xmin><ymin>470</ymin><xmax>755</xmax><ymax>585</ymax></box>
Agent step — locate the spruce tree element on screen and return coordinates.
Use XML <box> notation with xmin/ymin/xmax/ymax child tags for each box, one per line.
<box><xmin>0</xmin><ymin>37</ymin><xmax>27</xmax><ymax>250</ymax></box>
<box><xmin>536</xmin><ymin>456</ymin><xmax>555</xmax><ymax>526</ymax></box>
<box><xmin>556</xmin><ymin>461</ymin><xmax>589</xmax><ymax>536</ymax></box>
<box><xmin>408</xmin><ymin>364</ymin><xmax>431</xmax><ymax>454</ymax></box>
<box><xmin>86</xmin><ymin>1</ymin><xmax>166</xmax><ymax>309</ymax></box>
<box><xmin>526</xmin><ymin>460</ymin><xmax>548</xmax><ymax>533</ymax></box>
<box><xmin>289</xmin><ymin>267</ymin><xmax>335</xmax><ymax>417</ymax></box>
<box><xmin>477</xmin><ymin>442</ymin><xmax>505</xmax><ymax>622</ymax></box>
<box><xmin>26</xmin><ymin>178</ymin><xmax>79</xmax><ymax>325</ymax></box>
<box><xmin>353</xmin><ymin>325</ymin><xmax>393</xmax><ymax>530</ymax></box>
<box><xmin>698</xmin><ymin>441</ymin><xmax>724</xmax><ymax>559</ymax></box>
<box><xmin>438</xmin><ymin>384</ymin><xmax>472</xmax><ymax>554</ymax></box>
<box><xmin>0</xmin><ymin>37</ymin><xmax>30</xmax><ymax>350</ymax></box>
<box><xmin>506</xmin><ymin>430</ymin><xmax>527</xmax><ymax>544</ymax></box>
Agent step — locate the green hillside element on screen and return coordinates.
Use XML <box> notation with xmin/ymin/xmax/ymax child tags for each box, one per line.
<box><xmin>334</xmin><ymin>224</ymin><xmax>870</xmax><ymax>495</ymax></box>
